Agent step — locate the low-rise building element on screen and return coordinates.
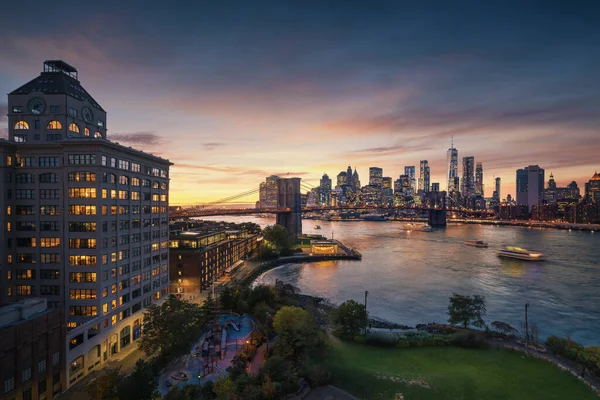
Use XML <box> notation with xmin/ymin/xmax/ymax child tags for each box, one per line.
<box><xmin>0</xmin><ymin>299</ymin><xmax>65</xmax><ymax>400</ymax></box>
<box><xmin>169</xmin><ymin>230</ymin><xmax>259</xmax><ymax>297</ymax></box>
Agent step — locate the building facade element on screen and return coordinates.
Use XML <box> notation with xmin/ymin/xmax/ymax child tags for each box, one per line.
<box><xmin>460</xmin><ymin>156</ymin><xmax>475</xmax><ymax>201</ymax></box>
<box><xmin>258</xmin><ymin>176</ymin><xmax>279</xmax><ymax>209</ymax></box>
<box><xmin>515</xmin><ymin>165</ymin><xmax>545</xmax><ymax>210</ymax></box>
<box><xmin>319</xmin><ymin>173</ymin><xmax>332</xmax><ymax>206</ymax></box>
<box><xmin>0</xmin><ymin>61</ymin><xmax>171</xmax><ymax>389</ymax></box>
<box><xmin>475</xmin><ymin>162</ymin><xmax>483</xmax><ymax>196</ymax></box>
<box><xmin>169</xmin><ymin>231</ymin><xmax>259</xmax><ymax>296</ymax></box>
<box><xmin>447</xmin><ymin>141</ymin><xmax>459</xmax><ymax>193</ymax></box>
<box><xmin>0</xmin><ymin>299</ymin><xmax>65</xmax><ymax>400</ymax></box>
<box><xmin>368</xmin><ymin>167</ymin><xmax>383</xmax><ymax>187</ymax></box>
<box><xmin>419</xmin><ymin>160</ymin><xmax>430</xmax><ymax>193</ymax></box>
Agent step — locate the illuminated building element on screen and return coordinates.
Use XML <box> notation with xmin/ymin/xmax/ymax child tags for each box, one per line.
<box><xmin>310</xmin><ymin>240</ymin><xmax>340</xmax><ymax>255</ymax></box>
<box><xmin>585</xmin><ymin>172</ymin><xmax>600</xmax><ymax>204</ymax></box>
<box><xmin>0</xmin><ymin>60</ymin><xmax>171</xmax><ymax>389</ymax></box>
<box><xmin>369</xmin><ymin>167</ymin><xmax>383</xmax><ymax>187</ymax></box>
<box><xmin>447</xmin><ymin>138</ymin><xmax>459</xmax><ymax>193</ymax></box>
<box><xmin>306</xmin><ymin>187</ymin><xmax>320</xmax><ymax>207</ymax></box>
<box><xmin>336</xmin><ymin>171</ymin><xmax>347</xmax><ymax>188</ymax></box>
<box><xmin>431</xmin><ymin>182</ymin><xmax>440</xmax><ymax>192</ymax></box>
<box><xmin>461</xmin><ymin>156</ymin><xmax>475</xmax><ymax>201</ymax></box>
<box><xmin>495</xmin><ymin>177</ymin><xmax>501</xmax><ymax>201</ymax></box>
<box><xmin>258</xmin><ymin>175</ymin><xmax>279</xmax><ymax>208</ymax></box>
<box><xmin>475</xmin><ymin>162</ymin><xmax>484</xmax><ymax>196</ymax></box>
<box><xmin>352</xmin><ymin>167</ymin><xmax>361</xmax><ymax>190</ymax></box>
<box><xmin>169</xmin><ymin>230</ymin><xmax>258</xmax><ymax>295</ymax></box>
<box><xmin>404</xmin><ymin>166</ymin><xmax>416</xmax><ymax>192</ymax></box>
<box><xmin>361</xmin><ymin>185</ymin><xmax>381</xmax><ymax>206</ymax></box>
<box><xmin>531</xmin><ymin>204</ymin><xmax>558</xmax><ymax>221</ymax></box>
<box><xmin>516</xmin><ymin>165</ymin><xmax>544</xmax><ymax>210</ymax></box>
<box><xmin>419</xmin><ymin>160</ymin><xmax>430</xmax><ymax>193</ymax></box>
<box><xmin>319</xmin><ymin>173</ymin><xmax>331</xmax><ymax>205</ymax></box>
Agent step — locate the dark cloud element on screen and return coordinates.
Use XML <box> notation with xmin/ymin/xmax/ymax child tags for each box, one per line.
<box><xmin>110</xmin><ymin>132</ymin><xmax>162</xmax><ymax>146</ymax></box>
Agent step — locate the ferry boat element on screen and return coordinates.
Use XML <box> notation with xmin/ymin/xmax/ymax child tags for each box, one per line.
<box><xmin>497</xmin><ymin>246</ymin><xmax>545</xmax><ymax>261</ymax></box>
<box><xmin>313</xmin><ymin>225</ymin><xmax>321</xmax><ymax>230</ymax></box>
<box><xmin>464</xmin><ymin>240</ymin><xmax>489</xmax><ymax>248</ymax></box>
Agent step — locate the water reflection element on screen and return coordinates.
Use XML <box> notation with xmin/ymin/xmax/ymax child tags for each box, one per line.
<box><xmin>202</xmin><ymin>216</ymin><xmax>600</xmax><ymax>345</ymax></box>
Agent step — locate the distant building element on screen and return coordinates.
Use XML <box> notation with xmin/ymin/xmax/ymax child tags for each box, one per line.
<box><xmin>352</xmin><ymin>167</ymin><xmax>361</xmax><ymax>191</ymax></box>
<box><xmin>0</xmin><ymin>299</ymin><xmax>66</xmax><ymax>400</ymax></box>
<box><xmin>382</xmin><ymin>177</ymin><xmax>393</xmax><ymax>189</ymax></box>
<box><xmin>461</xmin><ymin>156</ymin><xmax>475</xmax><ymax>201</ymax></box>
<box><xmin>531</xmin><ymin>204</ymin><xmax>558</xmax><ymax>221</ymax></box>
<box><xmin>447</xmin><ymin>139</ymin><xmax>459</xmax><ymax>193</ymax></box>
<box><xmin>516</xmin><ymin>165</ymin><xmax>545</xmax><ymax>210</ymax></box>
<box><xmin>431</xmin><ymin>182</ymin><xmax>440</xmax><ymax>192</ymax></box>
<box><xmin>585</xmin><ymin>172</ymin><xmax>600</xmax><ymax>204</ymax></box>
<box><xmin>336</xmin><ymin>171</ymin><xmax>347</xmax><ymax>188</ymax></box>
<box><xmin>419</xmin><ymin>160</ymin><xmax>430</xmax><ymax>193</ymax></box>
<box><xmin>369</xmin><ymin>167</ymin><xmax>383</xmax><ymax>187</ymax></box>
<box><xmin>495</xmin><ymin>177</ymin><xmax>501</xmax><ymax>201</ymax></box>
<box><xmin>499</xmin><ymin>205</ymin><xmax>529</xmax><ymax>220</ymax></box>
<box><xmin>361</xmin><ymin>185</ymin><xmax>381</xmax><ymax>206</ymax></box>
<box><xmin>306</xmin><ymin>187</ymin><xmax>320</xmax><ymax>207</ymax></box>
<box><xmin>258</xmin><ymin>175</ymin><xmax>280</xmax><ymax>208</ymax></box>
<box><xmin>475</xmin><ymin>162</ymin><xmax>484</xmax><ymax>196</ymax></box>
<box><xmin>319</xmin><ymin>173</ymin><xmax>332</xmax><ymax>205</ymax></box>
<box><xmin>404</xmin><ymin>166</ymin><xmax>416</xmax><ymax>192</ymax></box>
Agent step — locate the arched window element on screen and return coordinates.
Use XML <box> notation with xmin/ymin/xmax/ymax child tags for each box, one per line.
<box><xmin>102</xmin><ymin>173</ymin><xmax>116</xmax><ymax>184</ymax></box>
<box><xmin>68</xmin><ymin>123</ymin><xmax>80</xmax><ymax>133</ymax></box>
<box><xmin>131</xmin><ymin>177</ymin><xmax>140</xmax><ymax>186</ymax></box>
<box><xmin>119</xmin><ymin>176</ymin><xmax>129</xmax><ymax>185</ymax></box>
<box><xmin>14</xmin><ymin>121</ymin><xmax>29</xmax><ymax>130</ymax></box>
<box><xmin>142</xmin><ymin>179</ymin><xmax>151</xmax><ymax>187</ymax></box>
<box><xmin>94</xmin><ymin>131</ymin><xmax>102</xmax><ymax>138</ymax></box>
<box><xmin>152</xmin><ymin>181</ymin><xmax>159</xmax><ymax>189</ymax></box>
<box><xmin>84</xmin><ymin>128</ymin><xmax>90</xmax><ymax>136</ymax></box>
<box><xmin>47</xmin><ymin>120</ymin><xmax>62</xmax><ymax>130</ymax></box>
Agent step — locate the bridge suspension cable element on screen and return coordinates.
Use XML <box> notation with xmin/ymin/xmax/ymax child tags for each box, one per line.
<box><xmin>199</xmin><ymin>188</ymin><xmax>260</xmax><ymax>205</ymax></box>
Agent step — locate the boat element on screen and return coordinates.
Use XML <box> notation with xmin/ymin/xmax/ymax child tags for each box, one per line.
<box><xmin>464</xmin><ymin>240</ymin><xmax>489</xmax><ymax>248</ymax></box>
<box><xmin>497</xmin><ymin>246</ymin><xmax>545</xmax><ymax>261</ymax></box>
<box><xmin>421</xmin><ymin>225</ymin><xmax>433</xmax><ymax>232</ymax></box>
<box><xmin>313</xmin><ymin>225</ymin><xmax>321</xmax><ymax>229</ymax></box>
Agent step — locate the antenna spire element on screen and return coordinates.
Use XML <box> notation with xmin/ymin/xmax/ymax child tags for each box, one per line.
<box><xmin>451</xmin><ymin>136</ymin><xmax>454</xmax><ymax>148</ymax></box>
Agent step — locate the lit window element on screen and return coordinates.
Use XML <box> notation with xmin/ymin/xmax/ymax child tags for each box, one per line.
<box><xmin>84</xmin><ymin>128</ymin><xmax>90</xmax><ymax>136</ymax></box>
<box><xmin>47</xmin><ymin>120</ymin><xmax>62</xmax><ymax>130</ymax></box>
<box><xmin>13</xmin><ymin>121</ymin><xmax>29</xmax><ymax>130</ymax></box>
<box><xmin>68</xmin><ymin>123</ymin><xmax>80</xmax><ymax>133</ymax></box>
<box><xmin>94</xmin><ymin>131</ymin><xmax>102</xmax><ymax>138</ymax></box>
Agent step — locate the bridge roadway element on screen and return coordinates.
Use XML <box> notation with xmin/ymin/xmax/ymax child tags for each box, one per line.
<box><xmin>170</xmin><ymin>205</ymin><xmax>493</xmax><ymax>220</ymax></box>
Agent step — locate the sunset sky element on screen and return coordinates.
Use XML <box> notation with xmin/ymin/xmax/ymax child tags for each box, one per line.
<box><xmin>1</xmin><ymin>1</ymin><xmax>599</xmax><ymax>205</ymax></box>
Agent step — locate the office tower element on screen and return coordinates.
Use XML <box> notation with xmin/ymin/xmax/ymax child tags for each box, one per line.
<box><xmin>516</xmin><ymin>165</ymin><xmax>545</xmax><ymax>210</ymax></box>
<box><xmin>404</xmin><ymin>166</ymin><xmax>416</xmax><ymax>191</ymax></box>
<box><xmin>495</xmin><ymin>177</ymin><xmax>501</xmax><ymax>201</ymax></box>
<box><xmin>461</xmin><ymin>156</ymin><xmax>475</xmax><ymax>200</ymax></box>
<box><xmin>419</xmin><ymin>160</ymin><xmax>430</xmax><ymax>193</ymax></box>
<box><xmin>447</xmin><ymin>138</ymin><xmax>459</xmax><ymax>192</ymax></box>
<box><xmin>382</xmin><ymin>177</ymin><xmax>393</xmax><ymax>189</ymax></box>
<box><xmin>1</xmin><ymin>61</ymin><xmax>171</xmax><ymax>388</ymax></box>
<box><xmin>585</xmin><ymin>172</ymin><xmax>600</xmax><ymax>204</ymax></box>
<box><xmin>346</xmin><ymin>165</ymin><xmax>353</xmax><ymax>188</ymax></box>
<box><xmin>319</xmin><ymin>173</ymin><xmax>332</xmax><ymax>206</ymax></box>
<box><xmin>369</xmin><ymin>167</ymin><xmax>383</xmax><ymax>187</ymax></box>
<box><xmin>336</xmin><ymin>171</ymin><xmax>347</xmax><ymax>188</ymax></box>
<box><xmin>475</xmin><ymin>162</ymin><xmax>483</xmax><ymax>196</ymax></box>
<box><xmin>431</xmin><ymin>183</ymin><xmax>440</xmax><ymax>192</ymax></box>
<box><xmin>352</xmin><ymin>167</ymin><xmax>361</xmax><ymax>190</ymax></box>
<box><xmin>258</xmin><ymin>175</ymin><xmax>279</xmax><ymax>208</ymax></box>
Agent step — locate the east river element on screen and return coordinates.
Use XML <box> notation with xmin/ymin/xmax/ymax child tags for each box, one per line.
<box><xmin>204</xmin><ymin>216</ymin><xmax>600</xmax><ymax>345</ymax></box>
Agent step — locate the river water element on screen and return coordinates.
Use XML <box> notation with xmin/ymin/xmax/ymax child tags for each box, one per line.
<box><xmin>203</xmin><ymin>216</ymin><xmax>600</xmax><ymax>345</ymax></box>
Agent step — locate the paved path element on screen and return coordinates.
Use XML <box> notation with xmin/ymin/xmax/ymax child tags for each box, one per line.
<box><xmin>303</xmin><ymin>385</ymin><xmax>359</xmax><ymax>400</ymax></box>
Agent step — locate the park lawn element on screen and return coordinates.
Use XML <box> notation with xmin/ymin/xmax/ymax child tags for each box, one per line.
<box><xmin>318</xmin><ymin>340</ymin><xmax>597</xmax><ymax>400</ymax></box>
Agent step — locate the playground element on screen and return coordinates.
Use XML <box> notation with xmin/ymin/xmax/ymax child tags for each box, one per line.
<box><xmin>158</xmin><ymin>313</ymin><xmax>256</xmax><ymax>395</ymax></box>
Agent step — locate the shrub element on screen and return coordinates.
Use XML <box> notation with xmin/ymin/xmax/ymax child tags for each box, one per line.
<box><xmin>451</xmin><ymin>331</ymin><xmax>489</xmax><ymax>349</ymax></box>
<box><xmin>305</xmin><ymin>364</ymin><xmax>331</xmax><ymax>387</ymax></box>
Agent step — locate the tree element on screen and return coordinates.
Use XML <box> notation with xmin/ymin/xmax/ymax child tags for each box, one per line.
<box><xmin>202</xmin><ymin>293</ymin><xmax>216</xmax><ymax>317</ymax></box>
<box><xmin>262</xmin><ymin>225</ymin><xmax>293</xmax><ymax>251</ymax></box>
<box><xmin>219</xmin><ymin>286</ymin><xmax>237</xmax><ymax>311</ymax></box>
<box><xmin>272</xmin><ymin>306</ymin><xmax>322</xmax><ymax>356</ymax></box>
<box><xmin>86</xmin><ymin>367</ymin><xmax>122</xmax><ymax>400</ymax></box>
<box><xmin>139</xmin><ymin>295</ymin><xmax>206</xmax><ymax>356</ymax></box>
<box><xmin>331</xmin><ymin>300</ymin><xmax>368</xmax><ymax>336</ymax></box>
<box><xmin>212</xmin><ymin>377</ymin><xmax>237</xmax><ymax>400</ymax></box>
<box><xmin>118</xmin><ymin>359</ymin><xmax>159</xmax><ymax>400</ymax></box>
<box><xmin>491</xmin><ymin>321</ymin><xmax>519</xmax><ymax>336</ymax></box>
<box><xmin>447</xmin><ymin>293</ymin><xmax>487</xmax><ymax>329</ymax></box>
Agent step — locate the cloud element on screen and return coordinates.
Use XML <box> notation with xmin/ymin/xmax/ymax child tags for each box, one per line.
<box><xmin>203</xmin><ymin>142</ymin><xmax>226</xmax><ymax>151</ymax></box>
<box><xmin>110</xmin><ymin>132</ymin><xmax>163</xmax><ymax>146</ymax></box>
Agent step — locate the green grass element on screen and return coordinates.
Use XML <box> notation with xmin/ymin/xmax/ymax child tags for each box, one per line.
<box><xmin>318</xmin><ymin>340</ymin><xmax>597</xmax><ymax>400</ymax></box>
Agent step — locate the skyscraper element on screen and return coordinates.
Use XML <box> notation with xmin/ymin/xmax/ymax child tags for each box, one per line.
<box><xmin>369</xmin><ymin>167</ymin><xmax>383</xmax><ymax>187</ymax></box>
<box><xmin>431</xmin><ymin>183</ymin><xmax>440</xmax><ymax>192</ymax></box>
<box><xmin>461</xmin><ymin>156</ymin><xmax>475</xmax><ymax>200</ymax></box>
<box><xmin>516</xmin><ymin>165</ymin><xmax>545</xmax><ymax>210</ymax></box>
<box><xmin>404</xmin><ymin>166</ymin><xmax>416</xmax><ymax>192</ymax></box>
<box><xmin>259</xmin><ymin>175</ymin><xmax>280</xmax><ymax>208</ymax></box>
<box><xmin>495</xmin><ymin>177</ymin><xmax>501</xmax><ymax>201</ymax></box>
<box><xmin>319</xmin><ymin>173</ymin><xmax>332</xmax><ymax>205</ymax></box>
<box><xmin>346</xmin><ymin>165</ymin><xmax>353</xmax><ymax>188</ymax></box>
<box><xmin>1</xmin><ymin>60</ymin><xmax>171</xmax><ymax>388</ymax></box>
<box><xmin>336</xmin><ymin>171</ymin><xmax>347</xmax><ymax>188</ymax></box>
<box><xmin>352</xmin><ymin>167</ymin><xmax>361</xmax><ymax>190</ymax></box>
<box><xmin>447</xmin><ymin>138</ymin><xmax>459</xmax><ymax>192</ymax></box>
<box><xmin>475</xmin><ymin>162</ymin><xmax>484</xmax><ymax>196</ymax></box>
<box><xmin>419</xmin><ymin>160</ymin><xmax>430</xmax><ymax>193</ymax></box>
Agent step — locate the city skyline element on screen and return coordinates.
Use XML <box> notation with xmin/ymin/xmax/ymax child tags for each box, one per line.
<box><xmin>1</xmin><ymin>1</ymin><xmax>599</xmax><ymax>204</ymax></box>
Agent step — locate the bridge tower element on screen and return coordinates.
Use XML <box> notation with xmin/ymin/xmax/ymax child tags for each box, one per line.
<box><xmin>427</xmin><ymin>191</ymin><xmax>447</xmax><ymax>227</ymax></box>
<box><xmin>276</xmin><ymin>177</ymin><xmax>303</xmax><ymax>236</ymax></box>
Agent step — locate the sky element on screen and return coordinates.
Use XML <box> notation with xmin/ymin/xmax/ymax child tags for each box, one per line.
<box><xmin>1</xmin><ymin>1</ymin><xmax>599</xmax><ymax>205</ymax></box>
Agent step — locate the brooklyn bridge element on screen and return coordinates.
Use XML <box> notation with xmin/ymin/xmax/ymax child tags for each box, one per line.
<box><xmin>170</xmin><ymin>177</ymin><xmax>494</xmax><ymax>235</ymax></box>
